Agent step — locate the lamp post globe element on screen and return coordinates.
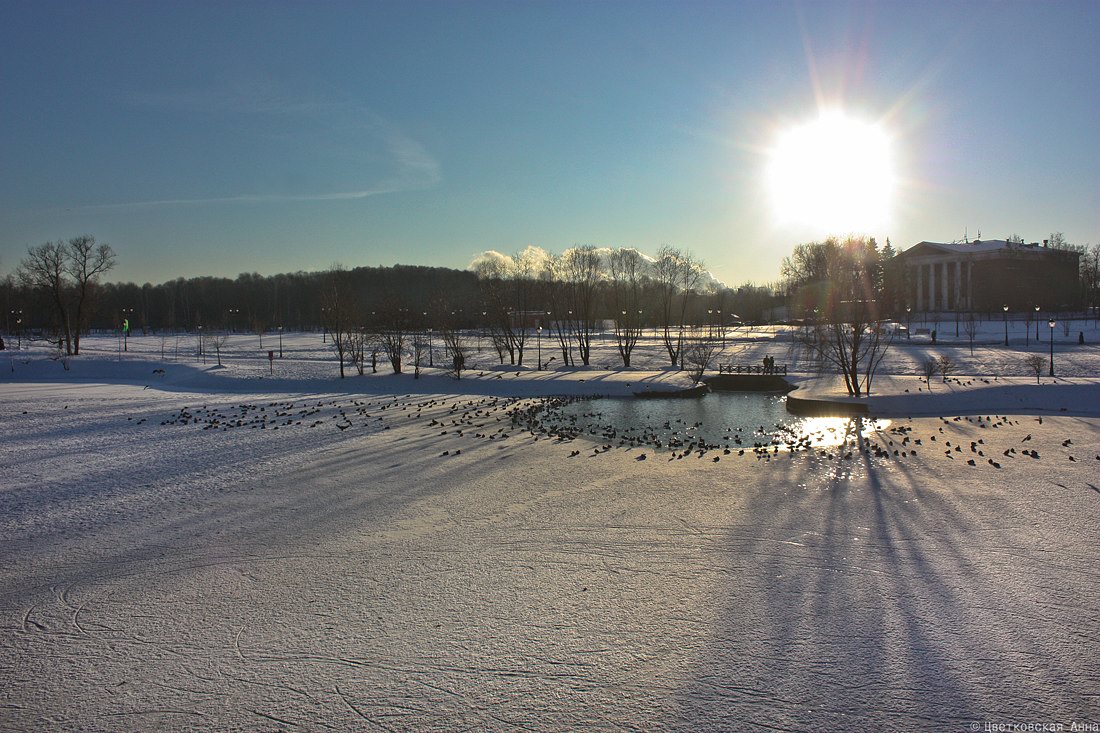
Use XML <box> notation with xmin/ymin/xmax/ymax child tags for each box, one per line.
<box><xmin>1048</xmin><ymin>319</ymin><xmax>1056</xmax><ymax>376</ymax></box>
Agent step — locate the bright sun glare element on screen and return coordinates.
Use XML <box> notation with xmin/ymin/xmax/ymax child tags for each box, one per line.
<box><xmin>767</xmin><ymin>111</ymin><xmax>895</xmax><ymax>233</ymax></box>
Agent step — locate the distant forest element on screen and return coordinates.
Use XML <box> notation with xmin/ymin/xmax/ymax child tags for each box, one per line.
<box><xmin>2</xmin><ymin>263</ymin><xmax>487</xmax><ymax>334</ymax></box>
<box><xmin>2</xmin><ymin>252</ymin><xmax>782</xmax><ymax>338</ymax></box>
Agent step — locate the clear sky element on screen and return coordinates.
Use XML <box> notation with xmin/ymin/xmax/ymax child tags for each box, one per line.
<box><xmin>2</xmin><ymin>0</ymin><xmax>1098</xmax><ymax>286</ymax></box>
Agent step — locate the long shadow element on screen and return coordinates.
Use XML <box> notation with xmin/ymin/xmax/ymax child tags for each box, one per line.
<box><xmin>669</xmin><ymin>417</ymin><xmax>1100</xmax><ymax>730</ymax></box>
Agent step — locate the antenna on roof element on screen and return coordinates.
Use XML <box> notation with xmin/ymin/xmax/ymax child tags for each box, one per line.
<box><xmin>976</xmin><ymin>228</ymin><xmax>981</xmax><ymax>240</ymax></box>
<box><xmin>963</xmin><ymin>227</ymin><xmax>969</xmax><ymax>243</ymax></box>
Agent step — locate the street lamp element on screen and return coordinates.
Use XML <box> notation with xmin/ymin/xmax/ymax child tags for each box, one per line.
<box><xmin>537</xmin><ymin>325</ymin><xmax>543</xmax><ymax>370</ymax></box>
<box><xmin>424</xmin><ymin>313</ymin><xmax>432</xmax><ymax>367</ymax></box>
<box><xmin>1002</xmin><ymin>305</ymin><xmax>1009</xmax><ymax>346</ymax></box>
<box><xmin>11</xmin><ymin>310</ymin><xmax>23</xmax><ymax>350</ymax></box>
<box><xmin>227</xmin><ymin>308</ymin><xmax>240</xmax><ymax>333</ymax></box>
<box><xmin>278</xmin><ymin>326</ymin><xmax>284</xmax><ymax>358</ymax></box>
<box><xmin>1035</xmin><ymin>305</ymin><xmax>1041</xmax><ymax>341</ymax></box>
<box><xmin>197</xmin><ymin>325</ymin><xmax>205</xmax><ymax>364</ymax></box>
<box><xmin>906</xmin><ymin>306</ymin><xmax>911</xmax><ymax>340</ymax></box>
<box><xmin>1048</xmin><ymin>319</ymin><xmax>1056</xmax><ymax>376</ymax></box>
<box><xmin>121</xmin><ymin>307</ymin><xmax>134</xmax><ymax>351</ymax></box>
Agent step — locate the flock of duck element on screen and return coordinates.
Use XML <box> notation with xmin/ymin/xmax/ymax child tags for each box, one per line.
<box><xmin>509</xmin><ymin>398</ymin><xmax>1097</xmax><ymax>467</ymax></box>
<box><xmin>148</xmin><ymin>394</ymin><xmax>1096</xmax><ymax>468</ymax></box>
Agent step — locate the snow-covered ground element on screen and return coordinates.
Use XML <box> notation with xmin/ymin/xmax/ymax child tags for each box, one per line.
<box><xmin>2</xmin><ymin>330</ymin><xmax>1099</xmax><ymax>731</ymax></box>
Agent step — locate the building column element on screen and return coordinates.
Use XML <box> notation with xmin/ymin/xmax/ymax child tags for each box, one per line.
<box><xmin>929</xmin><ymin>262</ymin><xmax>938</xmax><ymax>311</ymax></box>
<box><xmin>941</xmin><ymin>262</ymin><xmax>949</xmax><ymax>312</ymax></box>
<box><xmin>954</xmin><ymin>260</ymin><xmax>962</xmax><ymax>310</ymax></box>
<box><xmin>915</xmin><ymin>263</ymin><xmax>924</xmax><ymax>311</ymax></box>
<box><xmin>966</xmin><ymin>262</ymin><xmax>973</xmax><ymax>310</ymax></box>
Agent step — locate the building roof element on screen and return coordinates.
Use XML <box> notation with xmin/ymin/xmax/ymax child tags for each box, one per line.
<box><xmin>900</xmin><ymin>240</ymin><xmax>1074</xmax><ymax>258</ymax></box>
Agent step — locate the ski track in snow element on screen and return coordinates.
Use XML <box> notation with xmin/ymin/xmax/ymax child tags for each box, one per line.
<box><xmin>2</xmin><ymin>333</ymin><xmax>1099</xmax><ymax>731</ymax></box>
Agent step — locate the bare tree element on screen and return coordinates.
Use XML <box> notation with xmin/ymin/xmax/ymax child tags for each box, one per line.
<box><xmin>684</xmin><ymin>336</ymin><xmax>721</xmax><ymax>385</ymax></box>
<box><xmin>606</xmin><ymin>248</ymin><xmax>644</xmax><ymax>367</ymax></box>
<box><xmin>320</xmin><ymin>265</ymin><xmax>359</xmax><ymax>378</ymax></box>
<box><xmin>18</xmin><ymin>241</ymin><xmax>70</xmax><ymax>353</ymax></box>
<box><xmin>962</xmin><ymin>312</ymin><xmax>979</xmax><ymax>356</ymax></box>
<box><xmin>653</xmin><ymin>246</ymin><xmax>703</xmax><ymax>368</ymax></box>
<box><xmin>558</xmin><ymin>246</ymin><xmax>602</xmax><ymax>366</ymax></box>
<box><xmin>937</xmin><ymin>354</ymin><xmax>955</xmax><ymax>382</ymax></box>
<box><xmin>65</xmin><ymin>236</ymin><xmax>117</xmax><ymax>355</ymax></box>
<box><xmin>793</xmin><ymin>238</ymin><xmax>893</xmax><ymax>396</ymax></box>
<box><xmin>1023</xmin><ymin>354</ymin><xmax>1045</xmax><ymax>384</ymax></box>
<box><xmin>544</xmin><ymin>259</ymin><xmax>574</xmax><ymax>366</ymax></box>
<box><xmin>207</xmin><ymin>332</ymin><xmax>229</xmax><ymax>367</ymax></box>
<box><xmin>441</xmin><ymin>330</ymin><xmax>469</xmax><ymax>379</ymax></box>
<box><xmin>411</xmin><ymin>333</ymin><xmax>427</xmax><ymax>378</ymax></box>
<box><xmin>374</xmin><ymin>295</ymin><xmax>410</xmax><ymax>374</ymax></box>
<box><xmin>18</xmin><ymin>236</ymin><xmax>117</xmax><ymax>356</ymax></box>
<box><xmin>471</xmin><ymin>249</ymin><xmax>540</xmax><ymax>365</ymax></box>
<box><xmin>922</xmin><ymin>357</ymin><xmax>938</xmax><ymax>391</ymax></box>
<box><xmin>348</xmin><ymin>327</ymin><xmax>371</xmax><ymax>376</ymax></box>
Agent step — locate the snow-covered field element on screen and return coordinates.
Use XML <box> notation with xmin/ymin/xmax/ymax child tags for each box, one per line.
<box><xmin>2</xmin><ymin>330</ymin><xmax>1099</xmax><ymax>731</ymax></box>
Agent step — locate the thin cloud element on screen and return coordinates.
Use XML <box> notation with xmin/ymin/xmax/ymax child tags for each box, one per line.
<box><xmin>73</xmin><ymin>186</ymin><xmax>410</xmax><ymax>211</ymax></box>
<box><xmin>82</xmin><ymin>81</ymin><xmax>441</xmax><ymax>211</ymax></box>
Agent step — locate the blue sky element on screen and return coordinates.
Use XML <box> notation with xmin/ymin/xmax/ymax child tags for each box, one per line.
<box><xmin>2</xmin><ymin>0</ymin><xmax>1097</xmax><ymax>285</ymax></box>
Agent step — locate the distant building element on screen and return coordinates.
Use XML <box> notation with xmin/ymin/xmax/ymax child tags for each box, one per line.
<box><xmin>894</xmin><ymin>239</ymin><xmax>1080</xmax><ymax>312</ymax></box>
<box><xmin>508</xmin><ymin>311</ymin><xmax>551</xmax><ymax>330</ymax></box>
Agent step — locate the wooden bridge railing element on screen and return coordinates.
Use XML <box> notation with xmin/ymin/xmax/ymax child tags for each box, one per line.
<box><xmin>716</xmin><ymin>363</ymin><xmax>787</xmax><ymax>375</ymax></box>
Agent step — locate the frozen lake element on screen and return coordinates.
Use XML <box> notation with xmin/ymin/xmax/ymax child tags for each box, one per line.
<box><xmin>541</xmin><ymin>392</ymin><xmax>887</xmax><ymax>449</ymax></box>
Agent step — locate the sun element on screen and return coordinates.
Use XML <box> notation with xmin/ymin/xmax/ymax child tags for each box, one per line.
<box><xmin>766</xmin><ymin>111</ymin><xmax>895</xmax><ymax>233</ymax></box>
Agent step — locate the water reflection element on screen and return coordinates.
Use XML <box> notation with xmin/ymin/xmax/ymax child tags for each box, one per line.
<box><xmin>535</xmin><ymin>393</ymin><xmax>888</xmax><ymax>451</ymax></box>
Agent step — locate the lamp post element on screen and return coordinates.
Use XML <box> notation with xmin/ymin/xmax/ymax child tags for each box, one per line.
<box><xmin>11</xmin><ymin>310</ymin><xmax>23</xmax><ymax>350</ymax></box>
<box><xmin>1003</xmin><ymin>305</ymin><xmax>1009</xmax><ymax>346</ymax></box>
<box><xmin>197</xmin><ymin>325</ymin><xmax>205</xmax><ymax>364</ymax></box>
<box><xmin>424</xmin><ymin>313</ymin><xmax>432</xmax><ymax>367</ymax></box>
<box><xmin>1035</xmin><ymin>305</ymin><xmax>1041</xmax><ymax>341</ymax></box>
<box><xmin>1048</xmin><ymin>319</ymin><xmax>1056</xmax><ymax>376</ymax></box>
<box><xmin>278</xmin><ymin>326</ymin><xmax>284</xmax><ymax>358</ymax></box>
<box><xmin>906</xmin><ymin>306</ymin><xmax>911</xmax><ymax>340</ymax></box>
<box><xmin>537</xmin><ymin>325</ymin><xmax>543</xmax><ymax>370</ymax></box>
<box><xmin>121</xmin><ymin>307</ymin><xmax>134</xmax><ymax>351</ymax></box>
<box><xmin>227</xmin><ymin>307</ymin><xmax>239</xmax><ymax>333</ymax></box>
